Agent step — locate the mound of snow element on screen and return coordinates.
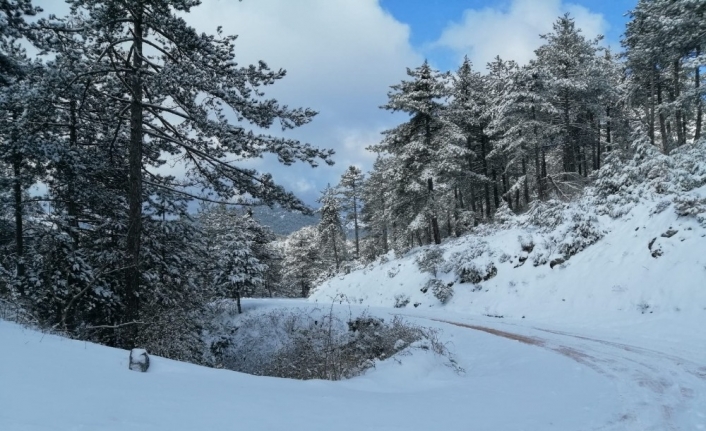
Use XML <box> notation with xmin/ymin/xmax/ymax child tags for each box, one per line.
<box><xmin>0</xmin><ymin>305</ymin><xmax>630</xmax><ymax>431</ymax></box>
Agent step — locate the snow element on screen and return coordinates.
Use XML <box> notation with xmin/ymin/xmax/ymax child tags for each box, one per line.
<box><xmin>2</xmin><ymin>166</ymin><xmax>705</xmax><ymax>430</ymax></box>
<box><xmin>1</xmin><ymin>313</ymin><xmax>632</xmax><ymax>431</ymax></box>
<box><xmin>311</xmin><ymin>185</ymin><xmax>706</xmax><ymax>325</ymax></box>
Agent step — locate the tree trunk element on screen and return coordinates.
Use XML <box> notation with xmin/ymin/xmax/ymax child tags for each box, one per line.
<box><xmin>427</xmin><ymin>177</ymin><xmax>441</xmax><ymax>245</ymax></box>
<box><xmin>673</xmin><ymin>59</ymin><xmax>685</xmax><ymax>147</ymax></box>
<box><xmin>446</xmin><ymin>211</ymin><xmax>452</xmax><ymax>237</ymax></box>
<box><xmin>125</xmin><ymin>9</ymin><xmax>145</xmax><ymax>344</ymax></box>
<box><xmin>352</xmin><ymin>194</ymin><xmax>359</xmax><ymax>258</ymax></box>
<box><xmin>522</xmin><ymin>156</ymin><xmax>529</xmax><ymax>205</ymax></box>
<box><xmin>532</xmin><ymin>107</ymin><xmax>544</xmax><ymax>201</ymax></box>
<box><xmin>606</xmin><ymin>105</ymin><xmax>612</xmax><ymax>153</ymax></box>
<box><xmin>13</xmin><ymin>150</ymin><xmax>24</xmax><ymax>293</ymax></box>
<box><xmin>695</xmin><ymin>48</ymin><xmax>703</xmax><ymax>141</ymax></box>
<box><xmin>480</xmin><ymin>133</ymin><xmax>491</xmax><ymax>219</ymax></box>
<box><xmin>332</xmin><ymin>230</ymin><xmax>339</xmax><ymax>270</ymax></box>
<box><xmin>67</xmin><ymin>99</ymin><xmax>80</xmax><ymax>247</ymax></box>
<box><xmin>649</xmin><ymin>69</ymin><xmax>655</xmax><ymax>146</ymax></box>
<box><xmin>502</xmin><ymin>171</ymin><xmax>511</xmax><ymax>211</ymax></box>
<box><xmin>541</xmin><ymin>148</ymin><xmax>547</xmax><ymax>178</ymax></box>
<box><xmin>491</xmin><ymin>168</ymin><xmax>500</xmax><ymax>212</ymax></box>
<box><xmin>656</xmin><ymin>67</ymin><xmax>669</xmax><ymax>153</ymax></box>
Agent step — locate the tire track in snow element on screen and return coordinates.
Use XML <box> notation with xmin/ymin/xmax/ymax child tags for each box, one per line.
<box><xmin>428</xmin><ymin>318</ymin><xmax>706</xmax><ymax>431</ymax></box>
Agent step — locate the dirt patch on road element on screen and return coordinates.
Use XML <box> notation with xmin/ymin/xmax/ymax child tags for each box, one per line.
<box><xmin>431</xmin><ymin>319</ymin><xmax>546</xmax><ymax>347</ymax></box>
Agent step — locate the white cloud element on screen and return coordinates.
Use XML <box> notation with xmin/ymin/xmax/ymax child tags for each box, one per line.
<box><xmin>433</xmin><ymin>0</ymin><xmax>609</xmax><ymax>70</ymax></box>
<box><xmin>185</xmin><ymin>0</ymin><xmax>424</xmax><ymax>204</ymax></box>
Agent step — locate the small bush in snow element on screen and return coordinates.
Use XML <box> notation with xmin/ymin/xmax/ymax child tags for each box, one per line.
<box><xmin>494</xmin><ymin>203</ymin><xmax>515</xmax><ymax>225</ymax></box>
<box><xmin>673</xmin><ymin>193</ymin><xmax>706</xmax><ymax>225</ymax></box>
<box><xmin>449</xmin><ymin>260</ymin><xmax>497</xmax><ymax>285</ymax></box>
<box><xmin>651</xmin><ymin>200</ymin><xmax>671</xmax><ymax>215</ymax></box>
<box><xmin>415</xmin><ymin>247</ymin><xmax>445</xmax><ymax>277</ymax></box>
<box><xmin>555</xmin><ymin>212</ymin><xmax>605</xmax><ymax>258</ymax></box>
<box><xmin>424</xmin><ymin>279</ymin><xmax>454</xmax><ymax>304</ymax></box>
<box><xmin>518</xmin><ymin>235</ymin><xmax>535</xmax><ymax>253</ymax></box>
<box><xmin>394</xmin><ymin>294</ymin><xmax>410</xmax><ymax>308</ymax></box>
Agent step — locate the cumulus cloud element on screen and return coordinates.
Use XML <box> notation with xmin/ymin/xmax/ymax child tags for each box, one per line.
<box><xmin>433</xmin><ymin>0</ymin><xmax>610</xmax><ymax>70</ymax></box>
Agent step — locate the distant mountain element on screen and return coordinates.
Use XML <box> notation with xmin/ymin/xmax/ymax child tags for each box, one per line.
<box><xmin>251</xmin><ymin>205</ymin><xmax>319</xmax><ymax>236</ymax></box>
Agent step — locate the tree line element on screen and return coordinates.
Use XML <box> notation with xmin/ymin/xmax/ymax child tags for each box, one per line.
<box><xmin>288</xmin><ymin>2</ymin><xmax>704</xmax><ymax>287</ymax></box>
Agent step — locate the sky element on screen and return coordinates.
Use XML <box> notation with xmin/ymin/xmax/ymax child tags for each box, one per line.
<box><xmin>34</xmin><ymin>0</ymin><xmax>637</xmax><ymax>207</ymax></box>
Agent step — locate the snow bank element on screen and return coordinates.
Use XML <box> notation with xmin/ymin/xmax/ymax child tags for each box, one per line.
<box><xmin>0</xmin><ymin>312</ymin><xmax>624</xmax><ymax>430</ymax></box>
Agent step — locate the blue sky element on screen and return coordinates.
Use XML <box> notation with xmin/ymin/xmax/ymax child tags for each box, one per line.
<box><xmin>380</xmin><ymin>0</ymin><xmax>636</xmax><ymax>48</ymax></box>
<box><xmin>380</xmin><ymin>0</ymin><xmax>636</xmax><ymax>71</ymax></box>
<box><xmin>34</xmin><ymin>0</ymin><xmax>641</xmax><ymax>207</ymax></box>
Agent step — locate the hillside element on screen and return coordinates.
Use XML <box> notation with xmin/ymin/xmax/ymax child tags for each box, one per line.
<box><xmin>311</xmin><ymin>142</ymin><xmax>706</xmax><ymax>325</ymax></box>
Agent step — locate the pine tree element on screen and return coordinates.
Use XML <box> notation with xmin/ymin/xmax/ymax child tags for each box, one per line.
<box><xmin>624</xmin><ymin>0</ymin><xmax>705</xmax><ymax>150</ymax></box>
<box><xmin>360</xmin><ymin>156</ymin><xmax>393</xmax><ymax>259</ymax></box>
<box><xmin>374</xmin><ymin>61</ymin><xmax>448</xmax><ymax>244</ymax></box>
<box><xmin>38</xmin><ymin>0</ymin><xmax>334</xmax><ymax>345</ymax></box>
<box><xmin>199</xmin><ymin>204</ymin><xmax>266</xmax><ymax>314</ymax></box>
<box><xmin>337</xmin><ymin>166</ymin><xmax>364</xmax><ymax>258</ymax></box>
<box><xmin>445</xmin><ymin>57</ymin><xmax>494</xmax><ymax>219</ymax></box>
<box><xmin>317</xmin><ymin>185</ymin><xmax>346</xmax><ymax>271</ymax></box>
<box><xmin>282</xmin><ymin>226</ymin><xmax>322</xmax><ymax>297</ymax></box>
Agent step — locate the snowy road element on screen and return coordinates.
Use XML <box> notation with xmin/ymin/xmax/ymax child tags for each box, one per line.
<box><xmin>425</xmin><ymin>316</ymin><xmax>706</xmax><ymax>431</ymax></box>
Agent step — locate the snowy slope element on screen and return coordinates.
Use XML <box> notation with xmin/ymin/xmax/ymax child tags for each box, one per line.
<box><xmin>0</xmin><ymin>312</ymin><xmax>641</xmax><ymax>431</ymax></box>
<box><xmin>311</xmin><ymin>184</ymin><xmax>706</xmax><ymax>325</ymax></box>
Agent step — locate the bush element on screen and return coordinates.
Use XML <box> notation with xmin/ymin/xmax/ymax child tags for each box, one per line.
<box><xmin>673</xmin><ymin>193</ymin><xmax>706</xmax><ymax>225</ymax></box>
<box><xmin>207</xmin><ymin>308</ymin><xmax>454</xmax><ymax>380</ymax></box>
<box><xmin>394</xmin><ymin>294</ymin><xmax>410</xmax><ymax>308</ymax></box>
<box><xmin>424</xmin><ymin>279</ymin><xmax>453</xmax><ymax>304</ymax></box>
<box><xmin>454</xmin><ymin>261</ymin><xmax>497</xmax><ymax>284</ymax></box>
<box><xmin>415</xmin><ymin>247</ymin><xmax>445</xmax><ymax>277</ymax></box>
<box><xmin>518</xmin><ymin>235</ymin><xmax>535</xmax><ymax>253</ymax></box>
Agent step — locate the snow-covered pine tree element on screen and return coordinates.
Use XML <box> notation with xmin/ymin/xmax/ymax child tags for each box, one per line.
<box><xmin>535</xmin><ymin>14</ymin><xmax>611</xmax><ymax>191</ymax></box>
<box><xmin>623</xmin><ymin>0</ymin><xmax>705</xmax><ymax>150</ymax></box>
<box><xmin>282</xmin><ymin>226</ymin><xmax>323</xmax><ymax>297</ymax></box>
<box><xmin>199</xmin><ymin>204</ymin><xmax>267</xmax><ymax>314</ymax></box>
<box><xmin>38</xmin><ymin>0</ymin><xmax>334</xmax><ymax>346</ymax></box>
<box><xmin>360</xmin><ymin>156</ymin><xmax>393</xmax><ymax>259</ymax></box>
<box><xmin>486</xmin><ymin>56</ymin><xmax>522</xmax><ymax>211</ymax></box>
<box><xmin>444</xmin><ymin>57</ymin><xmax>494</xmax><ymax>219</ymax></box>
<box><xmin>317</xmin><ymin>185</ymin><xmax>347</xmax><ymax>272</ymax></box>
<box><xmin>374</xmin><ymin>61</ymin><xmax>448</xmax><ymax>244</ymax></box>
<box><xmin>337</xmin><ymin>166</ymin><xmax>364</xmax><ymax>258</ymax></box>
<box><xmin>488</xmin><ymin>60</ymin><xmax>556</xmax><ymax>204</ymax></box>
<box><xmin>0</xmin><ymin>0</ymin><xmax>42</xmax><ymax>297</ymax></box>
<box><xmin>0</xmin><ymin>47</ymin><xmax>46</xmax><ymax>299</ymax></box>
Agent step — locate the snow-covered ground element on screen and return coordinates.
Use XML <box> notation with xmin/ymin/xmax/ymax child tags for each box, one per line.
<box><xmin>311</xmin><ymin>185</ymin><xmax>706</xmax><ymax>325</ymax></box>
<box><xmin>2</xmin><ymin>300</ymin><xmax>705</xmax><ymax>430</ymax></box>
<box><xmin>3</xmin><ymin>146</ymin><xmax>706</xmax><ymax>430</ymax></box>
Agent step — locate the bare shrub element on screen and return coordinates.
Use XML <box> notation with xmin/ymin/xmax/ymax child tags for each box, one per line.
<box><xmin>208</xmin><ymin>307</ymin><xmax>457</xmax><ymax>380</ymax></box>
